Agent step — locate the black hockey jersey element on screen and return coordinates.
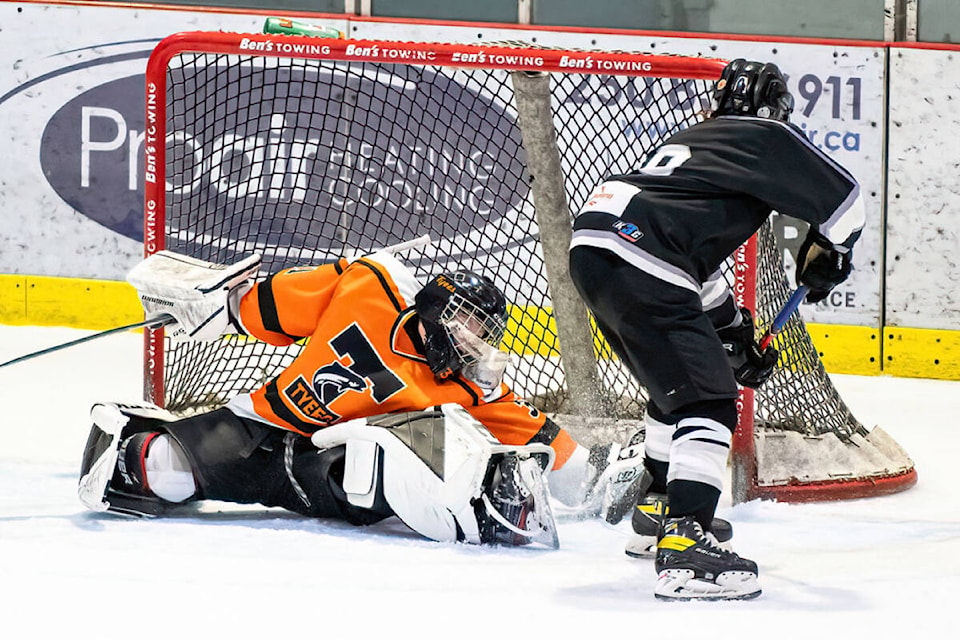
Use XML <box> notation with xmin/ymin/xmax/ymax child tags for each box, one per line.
<box><xmin>571</xmin><ymin>115</ymin><xmax>865</xmax><ymax>289</ymax></box>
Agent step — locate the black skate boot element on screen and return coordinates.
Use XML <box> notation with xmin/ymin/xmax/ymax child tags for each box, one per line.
<box><xmin>624</xmin><ymin>491</ymin><xmax>671</xmax><ymax>558</ymax></box>
<box><xmin>653</xmin><ymin>515</ymin><xmax>760</xmax><ymax>601</ymax></box>
<box><xmin>624</xmin><ymin>476</ymin><xmax>733</xmax><ymax>558</ymax></box>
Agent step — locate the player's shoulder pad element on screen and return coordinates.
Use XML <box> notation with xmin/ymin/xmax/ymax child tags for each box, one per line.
<box><xmin>353</xmin><ymin>251</ymin><xmax>423</xmax><ymax>306</ymax></box>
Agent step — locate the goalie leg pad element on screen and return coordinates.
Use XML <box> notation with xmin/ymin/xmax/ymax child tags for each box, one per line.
<box><xmin>161</xmin><ymin>409</ymin><xmax>381</xmax><ymax>521</ymax></box>
<box><xmin>161</xmin><ymin>408</ymin><xmax>280</xmax><ymax>504</ymax></box>
<box><xmin>281</xmin><ymin>439</ymin><xmax>394</xmax><ymax>523</ymax></box>
<box><xmin>311</xmin><ymin>405</ymin><xmax>559</xmax><ymax>548</ymax></box>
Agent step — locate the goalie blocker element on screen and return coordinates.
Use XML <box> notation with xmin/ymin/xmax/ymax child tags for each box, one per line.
<box><xmin>78</xmin><ymin>402</ymin><xmax>559</xmax><ymax>548</ymax></box>
<box><xmin>126</xmin><ymin>250</ymin><xmax>261</xmax><ymax>341</ymax></box>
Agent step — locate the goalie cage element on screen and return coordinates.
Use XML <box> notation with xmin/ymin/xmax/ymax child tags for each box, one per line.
<box><xmin>141</xmin><ymin>30</ymin><xmax>916</xmax><ymax>504</ymax></box>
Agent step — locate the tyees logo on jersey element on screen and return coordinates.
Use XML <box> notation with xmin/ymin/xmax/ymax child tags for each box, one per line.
<box><xmin>279</xmin><ymin>320</ymin><xmax>410</xmax><ymax>426</ymax></box>
<box><xmin>283</xmin><ymin>363</ymin><xmax>368</xmax><ymax>425</ymax></box>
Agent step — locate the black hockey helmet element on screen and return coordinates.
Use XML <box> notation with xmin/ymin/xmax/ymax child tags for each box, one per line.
<box><xmin>415</xmin><ymin>270</ymin><xmax>508</xmax><ymax>380</ymax></box>
<box><xmin>711</xmin><ymin>58</ymin><xmax>794</xmax><ymax>122</ymax></box>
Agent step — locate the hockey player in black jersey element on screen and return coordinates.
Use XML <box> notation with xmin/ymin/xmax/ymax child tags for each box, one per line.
<box><xmin>569</xmin><ymin>59</ymin><xmax>864</xmax><ymax>600</ymax></box>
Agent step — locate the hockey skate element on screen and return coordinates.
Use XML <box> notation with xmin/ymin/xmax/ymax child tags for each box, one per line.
<box><xmin>624</xmin><ymin>477</ymin><xmax>733</xmax><ymax>559</ymax></box>
<box><xmin>654</xmin><ymin>515</ymin><xmax>760</xmax><ymax>601</ymax></box>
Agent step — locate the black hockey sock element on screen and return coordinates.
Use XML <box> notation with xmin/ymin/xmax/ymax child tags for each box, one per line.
<box><xmin>666</xmin><ymin>479</ymin><xmax>721</xmax><ymax>532</ymax></box>
<box><xmin>644</xmin><ymin>457</ymin><xmax>670</xmax><ymax>495</ymax></box>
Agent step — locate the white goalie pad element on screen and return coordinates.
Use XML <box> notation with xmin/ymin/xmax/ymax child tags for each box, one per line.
<box><xmin>125</xmin><ymin>250</ymin><xmax>261</xmax><ymax>341</ymax></box>
<box><xmin>78</xmin><ymin>402</ymin><xmax>180</xmax><ymax>513</ymax></box>
<box><xmin>311</xmin><ymin>405</ymin><xmax>558</xmax><ymax>548</ymax></box>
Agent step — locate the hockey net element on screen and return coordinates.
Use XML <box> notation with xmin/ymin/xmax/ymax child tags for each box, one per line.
<box><xmin>142</xmin><ymin>31</ymin><xmax>915</xmax><ymax>503</ymax></box>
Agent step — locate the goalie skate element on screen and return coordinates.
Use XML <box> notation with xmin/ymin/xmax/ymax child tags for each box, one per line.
<box><xmin>654</xmin><ymin>516</ymin><xmax>760</xmax><ymax>601</ymax></box>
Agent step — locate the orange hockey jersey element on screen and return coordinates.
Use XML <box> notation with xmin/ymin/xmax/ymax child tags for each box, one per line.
<box><xmin>226</xmin><ymin>252</ymin><xmax>576</xmax><ymax>469</ymax></box>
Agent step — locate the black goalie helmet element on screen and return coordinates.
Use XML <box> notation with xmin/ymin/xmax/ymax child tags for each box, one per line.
<box><xmin>711</xmin><ymin>58</ymin><xmax>794</xmax><ymax>122</ymax></box>
<box><xmin>415</xmin><ymin>270</ymin><xmax>508</xmax><ymax>380</ymax></box>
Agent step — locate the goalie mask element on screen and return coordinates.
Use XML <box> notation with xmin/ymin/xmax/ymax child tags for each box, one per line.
<box><xmin>711</xmin><ymin>58</ymin><xmax>794</xmax><ymax>122</ymax></box>
<box><xmin>415</xmin><ymin>271</ymin><xmax>508</xmax><ymax>380</ymax></box>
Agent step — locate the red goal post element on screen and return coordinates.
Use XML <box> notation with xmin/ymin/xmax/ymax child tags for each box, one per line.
<box><xmin>141</xmin><ymin>31</ymin><xmax>915</xmax><ymax>504</ymax></box>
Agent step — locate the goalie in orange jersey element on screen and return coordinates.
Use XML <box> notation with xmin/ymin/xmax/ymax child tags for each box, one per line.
<box><xmin>78</xmin><ymin>249</ymin><xmax>644</xmax><ymax>548</ymax></box>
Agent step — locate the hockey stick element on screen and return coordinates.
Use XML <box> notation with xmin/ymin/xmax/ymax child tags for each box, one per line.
<box><xmin>0</xmin><ymin>314</ymin><xmax>175</xmax><ymax>370</ymax></box>
<box><xmin>758</xmin><ymin>286</ymin><xmax>808</xmax><ymax>350</ymax></box>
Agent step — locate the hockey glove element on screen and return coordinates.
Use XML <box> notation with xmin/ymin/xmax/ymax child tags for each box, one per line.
<box><xmin>717</xmin><ymin>308</ymin><xmax>779</xmax><ymax>389</ymax></box>
<box><xmin>126</xmin><ymin>250</ymin><xmax>261</xmax><ymax>342</ymax></box>
<box><xmin>797</xmin><ymin>230</ymin><xmax>852</xmax><ymax>304</ymax></box>
<box><xmin>586</xmin><ymin>430</ymin><xmax>650</xmax><ymax>525</ymax></box>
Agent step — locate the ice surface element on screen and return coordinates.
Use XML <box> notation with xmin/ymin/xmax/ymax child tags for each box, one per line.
<box><xmin>1</xmin><ymin>325</ymin><xmax>958</xmax><ymax>638</ymax></box>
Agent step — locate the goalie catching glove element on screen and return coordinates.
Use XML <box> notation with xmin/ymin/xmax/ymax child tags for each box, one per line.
<box><xmin>717</xmin><ymin>308</ymin><xmax>778</xmax><ymax>389</ymax></box>
<box><xmin>797</xmin><ymin>229</ymin><xmax>853</xmax><ymax>304</ymax></box>
<box><xmin>126</xmin><ymin>250</ymin><xmax>261</xmax><ymax>341</ymax></box>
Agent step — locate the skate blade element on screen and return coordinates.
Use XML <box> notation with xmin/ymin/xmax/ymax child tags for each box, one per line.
<box><xmin>624</xmin><ymin>534</ymin><xmax>657</xmax><ymax>559</ymax></box>
<box><xmin>654</xmin><ymin>569</ymin><xmax>761</xmax><ymax>601</ymax></box>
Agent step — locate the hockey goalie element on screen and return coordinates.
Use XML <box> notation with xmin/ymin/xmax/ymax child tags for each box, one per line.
<box><xmin>78</xmin><ymin>249</ymin><xmax>647</xmax><ymax>547</ymax></box>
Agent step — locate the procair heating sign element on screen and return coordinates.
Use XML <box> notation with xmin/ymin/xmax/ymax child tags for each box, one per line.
<box><xmin>40</xmin><ymin>74</ymin><xmax>147</xmax><ymax>241</ymax></box>
<box><xmin>156</xmin><ymin>60</ymin><xmax>527</xmax><ymax>270</ymax></box>
<box><xmin>32</xmin><ymin>51</ymin><xmax>528</xmax><ymax>261</ymax></box>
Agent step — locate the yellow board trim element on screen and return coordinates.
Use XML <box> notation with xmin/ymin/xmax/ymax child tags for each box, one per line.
<box><xmin>504</xmin><ymin>305</ymin><xmax>562</xmax><ymax>357</ymax></box>
<box><xmin>3</xmin><ymin>275</ymin><xmax>959</xmax><ymax>382</ymax></box>
<box><xmin>883</xmin><ymin>326</ymin><xmax>960</xmax><ymax>381</ymax></box>
<box><xmin>805</xmin><ymin>322</ymin><xmax>882</xmax><ymax>376</ymax></box>
<box><xmin>0</xmin><ymin>274</ymin><xmax>142</xmax><ymax>331</ymax></box>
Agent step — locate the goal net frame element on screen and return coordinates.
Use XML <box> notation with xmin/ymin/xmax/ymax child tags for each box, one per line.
<box><xmin>141</xmin><ymin>30</ymin><xmax>916</xmax><ymax>504</ymax></box>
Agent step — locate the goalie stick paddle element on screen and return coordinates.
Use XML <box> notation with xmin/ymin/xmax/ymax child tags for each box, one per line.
<box><xmin>0</xmin><ymin>314</ymin><xmax>175</xmax><ymax>370</ymax></box>
<box><xmin>759</xmin><ymin>285</ymin><xmax>809</xmax><ymax>350</ymax></box>
<box><xmin>347</xmin><ymin>234</ymin><xmax>433</xmax><ymax>260</ymax></box>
